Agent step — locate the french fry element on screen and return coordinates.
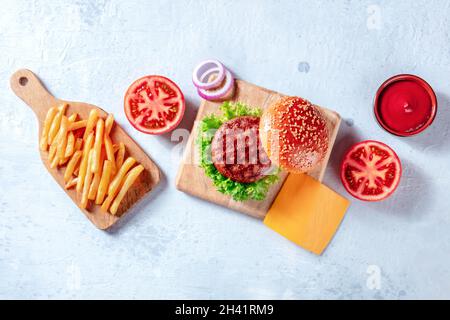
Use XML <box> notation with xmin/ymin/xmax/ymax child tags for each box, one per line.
<box><xmin>69</xmin><ymin>120</ymin><xmax>87</xmax><ymax>131</ymax></box>
<box><xmin>59</xmin><ymin>157</ymin><xmax>70</xmax><ymax>166</ymax></box>
<box><xmin>104</xmin><ymin>134</ymin><xmax>116</xmax><ymax>175</ymax></box>
<box><xmin>40</xmin><ymin>107</ymin><xmax>58</xmax><ymax>151</ymax></box>
<box><xmin>105</xmin><ymin>113</ymin><xmax>114</xmax><ymax>135</ymax></box>
<box><xmin>65</xmin><ymin>177</ymin><xmax>79</xmax><ymax>190</ymax></box>
<box><xmin>83</xmin><ymin>109</ymin><xmax>99</xmax><ymax>141</ymax></box>
<box><xmin>95</xmin><ymin>160</ymin><xmax>113</xmax><ymax>205</ymax></box>
<box><xmin>50</xmin><ymin>154</ymin><xmax>60</xmax><ymax>169</ymax></box>
<box><xmin>88</xmin><ymin>169</ymin><xmax>102</xmax><ymax>200</ymax></box>
<box><xmin>74</xmin><ymin>138</ymin><xmax>83</xmax><ymax>152</ymax></box>
<box><xmin>64</xmin><ymin>131</ymin><xmax>75</xmax><ymax>158</ymax></box>
<box><xmin>70</xmin><ymin>139</ymin><xmax>83</xmax><ymax>176</ymax></box>
<box><xmin>112</xmin><ymin>144</ymin><xmax>119</xmax><ymax>153</ymax></box>
<box><xmin>88</xmin><ymin>149</ymin><xmax>104</xmax><ymax>200</ymax></box>
<box><xmin>101</xmin><ymin>157</ymin><xmax>136</xmax><ymax>212</ymax></box>
<box><xmin>49</xmin><ymin>116</ymin><xmax>68</xmax><ymax>169</ymax></box>
<box><xmin>76</xmin><ymin>132</ymin><xmax>94</xmax><ymax>193</ymax></box>
<box><xmin>107</xmin><ymin>157</ymin><xmax>136</xmax><ymax>195</ymax></box>
<box><xmin>115</xmin><ymin>142</ymin><xmax>125</xmax><ymax>170</ymax></box>
<box><xmin>109</xmin><ymin>165</ymin><xmax>144</xmax><ymax>215</ymax></box>
<box><xmin>48</xmin><ymin>104</ymin><xmax>67</xmax><ymax>145</ymax></box>
<box><xmin>91</xmin><ymin>118</ymin><xmax>104</xmax><ymax>173</ymax></box>
<box><xmin>68</xmin><ymin>113</ymin><xmax>78</xmax><ymax>122</ymax></box>
<box><xmin>80</xmin><ymin>149</ymin><xmax>94</xmax><ymax>209</ymax></box>
<box><xmin>56</xmin><ymin>116</ymin><xmax>69</xmax><ymax>161</ymax></box>
<box><xmin>64</xmin><ymin>150</ymin><xmax>82</xmax><ymax>183</ymax></box>
<box><xmin>48</xmin><ymin>142</ymin><xmax>57</xmax><ymax>164</ymax></box>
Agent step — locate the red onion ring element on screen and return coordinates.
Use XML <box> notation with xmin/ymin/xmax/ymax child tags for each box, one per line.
<box><xmin>199</xmin><ymin>66</ymin><xmax>222</xmax><ymax>84</ymax></box>
<box><xmin>192</xmin><ymin>60</ymin><xmax>225</xmax><ymax>90</ymax></box>
<box><xmin>197</xmin><ymin>69</ymin><xmax>234</xmax><ymax>101</ymax></box>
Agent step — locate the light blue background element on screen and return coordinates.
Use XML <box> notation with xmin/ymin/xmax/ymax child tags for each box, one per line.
<box><xmin>1</xmin><ymin>0</ymin><xmax>449</xmax><ymax>299</ymax></box>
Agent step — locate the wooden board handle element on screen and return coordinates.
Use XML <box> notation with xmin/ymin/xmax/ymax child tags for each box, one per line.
<box><xmin>10</xmin><ymin>69</ymin><xmax>57</xmax><ymax>120</ymax></box>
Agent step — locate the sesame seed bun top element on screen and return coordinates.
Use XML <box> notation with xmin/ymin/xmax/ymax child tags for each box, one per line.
<box><xmin>259</xmin><ymin>96</ymin><xmax>329</xmax><ymax>173</ymax></box>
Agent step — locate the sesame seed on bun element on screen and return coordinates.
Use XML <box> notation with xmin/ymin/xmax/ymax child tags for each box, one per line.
<box><xmin>259</xmin><ymin>96</ymin><xmax>329</xmax><ymax>173</ymax></box>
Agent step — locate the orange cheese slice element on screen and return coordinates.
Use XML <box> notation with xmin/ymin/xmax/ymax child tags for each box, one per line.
<box><xmin>264</xmin><ymin>173</ymin><xmax>350</xmax><ymax>255</ymax></box>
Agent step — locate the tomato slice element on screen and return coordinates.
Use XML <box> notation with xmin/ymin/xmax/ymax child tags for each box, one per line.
<box><xmin>124</xmin><ymin>75</ymin><xmax>185</xmax><ymax>135</ymax></box>
<box><xmin>340</xmin><ymin>140</ymin><xmax>402</xmax><ymax>201</ymax></box>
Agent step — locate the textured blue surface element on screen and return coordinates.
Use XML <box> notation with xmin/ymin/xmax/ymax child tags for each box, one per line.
<box><xmin>0</xmin><ymin>0</ymin><xmax>449</xmax><ymax>299</ymax></box>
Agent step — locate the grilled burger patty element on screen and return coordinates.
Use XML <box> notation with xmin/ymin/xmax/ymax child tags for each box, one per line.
<box><xmin>211</xmin><ymin>116</ymin><xmax>272</xmax><ymax>183</ymax></box>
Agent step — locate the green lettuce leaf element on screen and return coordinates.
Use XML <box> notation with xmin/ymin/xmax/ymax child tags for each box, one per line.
<box><xmin>197</xmin><ymin>101</ymin><xmax>279</xmax><ymax>201</ymax></box>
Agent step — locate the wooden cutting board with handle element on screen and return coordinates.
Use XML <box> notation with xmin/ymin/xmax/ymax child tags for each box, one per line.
<box><xmin>10</xmin><ymin>69</ymin><xmax>161</xmax><ymax>229</ymax></box>
<box><xmin>176</xmin><ymin>80</ymin><xmax>341</xmax><ymax>219</ymax></box>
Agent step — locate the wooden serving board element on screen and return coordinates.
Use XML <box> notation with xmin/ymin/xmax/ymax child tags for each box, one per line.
<box><xmin>176</xmin><ymin>80</ymin><xmax>341</xmax><ymax>219</ymax></box>
<box><xmin>10</xmin><ymin>69</ymin><xmax>161</xmax><ymax>230</ymax></box>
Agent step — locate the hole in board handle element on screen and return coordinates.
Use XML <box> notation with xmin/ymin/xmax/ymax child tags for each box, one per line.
<box><xmin>19</xmin><ymin>77</ymin><xmax>28</xmax><ymax>86</ymax></box>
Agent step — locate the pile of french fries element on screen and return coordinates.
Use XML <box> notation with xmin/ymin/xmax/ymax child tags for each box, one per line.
<box><xmin>40</xmin><ymin>104</ymin><xmax>144</xmax><ymax>215</ymax></box>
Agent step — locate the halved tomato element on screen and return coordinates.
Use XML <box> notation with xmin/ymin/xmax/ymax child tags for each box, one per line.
<box><xmin>124</xmin><ymin>75</ymin><xmax>185</xmax><ymax>135</ymax></box>
<box><xmin>340</xmin><ymin>140</ymin><xmax>402</xmax><ymax>201</ymax></box>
